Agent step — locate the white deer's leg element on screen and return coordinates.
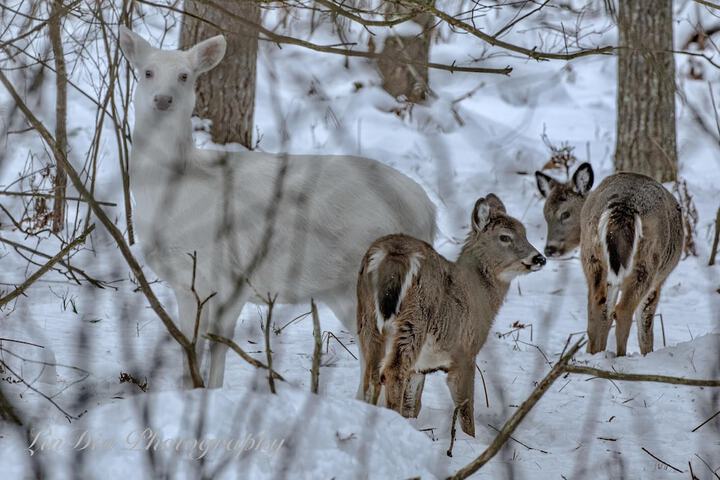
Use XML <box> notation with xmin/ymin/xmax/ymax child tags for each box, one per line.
<box><xmin>206</xmin><ymin>292</ymin><xmax>247</xmax><ymax>388</ymax></box>
<box><xmin>324</xmin><ymin>290</ymin><xmax>363</xmax><ymax>398</ymax></box>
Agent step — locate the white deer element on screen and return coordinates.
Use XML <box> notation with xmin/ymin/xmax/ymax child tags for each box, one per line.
<box><xmin>118</xmin><ymin>27</ymin><xmax>436</xmax><ymax>388</ymax></box>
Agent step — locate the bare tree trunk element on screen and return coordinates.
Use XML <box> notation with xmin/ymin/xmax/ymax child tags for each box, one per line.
<box><xmin>49</xmin><ymin>0</ymin><xmax>67</xmax><ymax>232</ymax></box>
<box><xmin>614</xmin><ymin>0</ymin><xmax>677</xmax><ymax>182</ymax></box>
<box><xmin>181</xmin><ymin>0</ymin><xmax>259</xmax><ymax>148</ymax></box>
<box><xmin>374</xmin><ymin>5</ymin><xmax>434</xmax><ymax>103</ymax></box>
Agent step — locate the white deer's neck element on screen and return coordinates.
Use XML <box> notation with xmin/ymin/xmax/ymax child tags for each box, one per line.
<box><xmin>131</xmin><ymin>111</ymin><xmax>195</xmax><ymax>176</ymax></box>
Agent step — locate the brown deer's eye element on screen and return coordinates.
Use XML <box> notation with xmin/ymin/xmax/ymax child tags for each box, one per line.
<box><xmin>499</xmin><ymin>234</ymin><xmax>512</xmax><ymax>243</ymax></box>
<box><xmin>179</xmin><ymin>73</ymin><xmax>188</xmax><ymax>82</ymax></box>
<box><xmin>560</xmin><ymin>211</ymin><xmax>571</xmax><ymax>221</ymax></box>
<box><xmin>145</xmin><ymin>70</ymin><xmax>153</xmax><ymax>79</ymax></box>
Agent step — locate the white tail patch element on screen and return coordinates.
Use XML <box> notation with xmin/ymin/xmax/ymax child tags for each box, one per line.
<box><xmin>367</xmin><ymin>248</ymin><xmax>387</xmax><ymax>274</ymax></box>
<box><xmin>599</xmin><ymin>210</ymin><xmax>643</xmax><ymax>286</ymax></box>
<box><xmin>373</xmin><ymin>251</ymin><xmax>423</xmax><ymax>334</ymax></box>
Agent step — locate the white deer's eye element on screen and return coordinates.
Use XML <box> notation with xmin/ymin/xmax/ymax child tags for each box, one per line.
<box><xmin>145</xmin><ymin>70</ymin><xmax>153</xmax><ymax>79</ymax></box>
<box><xmin>179</xmin><ymin>73</ymin><xmax>188</xmax><ymax>82</ymax></box>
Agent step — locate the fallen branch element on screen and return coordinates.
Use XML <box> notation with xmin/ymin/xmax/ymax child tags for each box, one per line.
<box><xmin>449</xmin><ymin>338</ymin><xmax>585</xmax><ymax>479</ymax></box>
<box><xmin>0</xmin><ymin>224</ymin><xmax>94</xmax><ymax>308</ymax></box>
<box><xmin>310</xmin><ymin>299</ymin><xmax>321</xmax><ymax>394</ymax></box>
<box><xmin>563</xmin><ymin>365</ymin><xmax>720</xmax><ymax>387</ymax></box>
<box><xmin>204</xmin><ymin>333</ymin><xmax>285</xmax><ymax>382</ymax></box>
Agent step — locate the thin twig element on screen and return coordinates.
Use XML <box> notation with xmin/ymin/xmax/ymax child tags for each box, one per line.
<box><xmin>0</xmin><ymin>234</ymin><xmax>109</xmax><ymax>289</ymax></box>
<box><xmin>0</xmin><ymin>225</ymin><xmax>94</xmax><ymax>308</ymax></box>
<box><xmin>691</xmin><ymin>410</ymin><xmax>720</xmax><ymax>432</ymax></box>
<box><xmin>263</xmin><ymin>294</ymin><xmax>278</xmax><ymax>394</ymax></box>
<box><xmin>0</xmin><ymin>190</ymin><xmax>116</xmax><ymax>206</ymax></box>
<box><xmin>709</xmin><ymin>206</ymin><xmax>720</xmax><ymax>266</ymax></box>
<box><xmin>449</xmin><ymin>339</ymin><xmax>586</xmax><ymax>479</ymax></box>
<box><xmin>486</xmin><ymin>424</ymin><xmax>549</xmax><ymax>454</ymax></box>
<box><xmin>475</xmin><ymin>364</ymin><xmax>490</xmax><ymax>408</ymax></box>
<box><xmin>204</xmin><ymin>333</ymin><xmax>285</xmax><ymax>381</ymax></box>
<box><xmin>641</xmin><ymin>447</ymin><xmax>682</xmax><ymax>473</ymax></box>
<box><xmin>310</xmin><ymin>299</ymin><xmax>322</xmax><ymax>394</ymax></box>
<box><xmin>447</xmin><ymin>399</ymin><xmax>468</xmax><ymax>457</ymax></box>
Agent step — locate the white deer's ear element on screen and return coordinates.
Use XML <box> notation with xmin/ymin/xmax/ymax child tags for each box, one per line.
<box><xmin>535</xmin><ymin>171</ymin><xmax>557</xmax><ymax>198</ymax></box>
<box><xmin>118</xmin><ymin>26</ymin><xmax>152</xmax><ymax>68</ymax></box>
<box><xmin>472</xmin><ymin>198</ymin><xmax>491</xmax><ymax>232</ymax></box>
<box><xmin>188</xmin><ymin>35</ymin><xmax>226</xmax><ymax>74</ymax></box>
<box><xmin>485</xmin><ymin>193</ymin><xmax>506</xmax><ymax>213</ymax></box>
<box><xmin>572</xmin><ymin>162</ymin><xmax>594</xmax><ymax>196</ymax></box>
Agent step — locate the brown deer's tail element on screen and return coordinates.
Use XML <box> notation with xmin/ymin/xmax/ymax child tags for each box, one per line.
<box><xmin>600</xmin><ymin>203</ymin><xmax>642</xmax><ymax>280</ymax></box>
<box><xmin>366</xmin><ymin>247</ymin><xmax>423</xmax><ymax>333</ymax></box>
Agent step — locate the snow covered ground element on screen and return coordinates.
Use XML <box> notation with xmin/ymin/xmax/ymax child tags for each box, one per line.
<box><xmin>1</xmin><ymin>2</ymin><xmax>719</xmax><ymax>478</ymax></box>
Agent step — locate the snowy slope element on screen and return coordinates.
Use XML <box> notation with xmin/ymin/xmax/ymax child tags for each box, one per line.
<box><xmin>1</xmin><ymin>2</ymin><xmax>719</xmax><ymax>479</ymax></box>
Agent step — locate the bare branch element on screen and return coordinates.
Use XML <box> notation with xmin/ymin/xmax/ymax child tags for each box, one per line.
<box><xmin>563</xmin><ymin>365</ymin><xmax>720</xmax><ymax>387</ymax></box>
<box><xmin>0</xmin><ymin>224</ymin><xmax>94</xmax><ymax>308</ymax></box>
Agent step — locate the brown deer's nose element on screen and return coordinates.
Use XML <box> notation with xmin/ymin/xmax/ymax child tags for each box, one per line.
<box><xmin>154</xmin><ymin>95</ymin><xmax>173</xmax><ymax>111</ymax></box>
<box><xmin>532</xmin><ymin>254</ymin><xmax>546</xmax><ymax>266</ymax></box>
<box><xmin>544</xmin><ymin>245</ymin><xmax>558</xmax><ymax>257</ymax></box>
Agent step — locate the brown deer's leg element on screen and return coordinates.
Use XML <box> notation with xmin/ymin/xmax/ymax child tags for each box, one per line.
<box><xmin>615</xmin><ymin>264</ymin><xmax>653</xmax><ymax>356</ymax></box>
<box><xmin>446</xmin><ymin>361</ymin><xmax>476</xmax><ymax>437</ymax></box>
<box><xmin>402</xmin><ymin>373</ymin><xmax>426</xmax><ymax>418</ymax></box>
<box><xmin>584</xmin><ymin>254</ymin><xmax>611</xmax><ymax>354</ymax></box>
<box><xmin>361</xmin><ymin>333</ymin><xmax>384</xmax><ymax>405</ymax></box>
<box><xmin>381</xmin><ymin>319</ymin><xmax>424</xmax><ymax>415</ymax></box>
<box><xmin>638</xmin><ymin>285</ymin><xmax>661</xmax><ymax>355</ymax></box>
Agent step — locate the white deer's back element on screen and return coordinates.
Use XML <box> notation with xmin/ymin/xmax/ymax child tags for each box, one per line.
<box><xmin>132</xmin><ymin>148</ymin><xmax>436</xmax><ymax>303</ymax></box>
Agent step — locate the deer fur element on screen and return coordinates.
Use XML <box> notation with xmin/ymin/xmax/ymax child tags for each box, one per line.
<box><xmin>357</xmin><ymin>194</ymin><xmax>545</xmax><ymax>436</ymax></box>
<box><xmin>535</xmin><ymin>163</ymin><xmax>683</xmax><ymax>356</ymax></box>
<box><xmin>118</xmin><ymin>27</ymin><xmax>436</xmax><ymax>388</ymax></box>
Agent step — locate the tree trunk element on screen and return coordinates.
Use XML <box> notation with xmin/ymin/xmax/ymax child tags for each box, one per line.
<box><xmin>181</xmin><ymin>0</ymin><xmax>259</xmax><ymax>148</ymax></box>
<box><xmin>614</xmin><ymin>0</ymin><xmax>677</xmax><ymax>182</ymax></box>
<box><xmin>374</xmin><ymin>5</ymin><xmax>434</xmax><ymax>103</ymax></box>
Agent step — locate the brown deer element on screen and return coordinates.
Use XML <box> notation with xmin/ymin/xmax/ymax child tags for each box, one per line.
<box><xmin>535</xmin><ymin>163</ymin><xmax>684</xmax><ymax>356</ymax></box>
<box><xmin>356</xmin><ymin>194</ymin><xmax>545</xmax><ymax>436</ymax></box>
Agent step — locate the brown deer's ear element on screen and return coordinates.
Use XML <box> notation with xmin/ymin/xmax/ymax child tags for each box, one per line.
<box><xmin>535</xmin><ymin>171</ymin><xmax>557</xmax><ymax>198</ymax></box>
<box><xmin>471</xmin><ymin>198</ymin><xmax>491</xmax><ymax>232</ymax></box>
<box><xmin>572</xmin><ymin>162</ymin><xmax>594</xmax><ymax>196</ymax></box>
<box><xmin>485</xmin><ymin>193</ymin><xmax>506</xmax><ymax>213</ymax></box>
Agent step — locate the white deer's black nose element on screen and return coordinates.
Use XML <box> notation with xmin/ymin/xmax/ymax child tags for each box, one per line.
<box><xmin>154</xmin><ymin>95</ymin><xmax>173</xmax><ymax>111</ymax></box>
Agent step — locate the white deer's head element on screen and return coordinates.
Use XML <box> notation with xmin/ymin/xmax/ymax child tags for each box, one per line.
<box><xmin>118</xmin><ymin>26</ymin><xmax>226</xmax><ymax>125</ymax></box>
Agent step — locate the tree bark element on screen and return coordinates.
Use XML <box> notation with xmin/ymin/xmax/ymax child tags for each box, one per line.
<box><xmin>614</xmin><ymin>0</ymin><xmax>677</xmax><ymax>182</ymax></box>
<box><xmin>49</xmin><ymin>0</ymin><xmax>67</xmax><ymax>232</ymax></box>
<box><xmin>374</xmin><ymin>5</ymin><xmax>434</xmax><ymax>103</ymax></box>
<box><xmin>181</xmin><ymin>0</ymin><xmax>259</xmax><ymax>148</ymax></box>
